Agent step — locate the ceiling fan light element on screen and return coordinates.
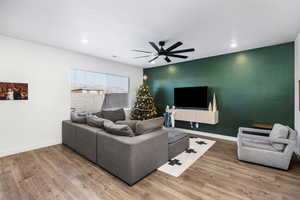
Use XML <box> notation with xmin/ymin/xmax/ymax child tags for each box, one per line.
<box><xmin>81</xmin><ymin>37</ymin><xmax>88</xmax><ymax>44</ymax></box>
<box><xmin>159</xmin><ymin>41</ymin><xmax>165</xmax><ymax>46</ymax></box>
<box><xmin>230</xmin><ymin>42</ymin><xmax>237</xmax><ymax>48</ymax></box>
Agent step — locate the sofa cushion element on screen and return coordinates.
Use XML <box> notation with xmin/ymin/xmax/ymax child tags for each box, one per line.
<box><xmin>71</xmin><ymin>112</ymin><xmax>87</xmax><ymax>124</ymax></box>
<box><xmin>135</xmin><ymin>117</ymin><xmax>164</xmax><ymax>135</ymax></box>
<box><xmin>242</xmin><ymin>140</ymin><xmax>279</xmax><ymax>152</ymax></box>
<box><xmin>270</xmin><ymin>123</ymin><xmax>289</xmax><ymax>151</ymax></box>
<box><xmin>104</xmin><ymin>121</ymin><xmax>135</xmax><ymax>137</ymax></box>
<box><xmin>116</xmin><ymin>120</ymin><xmax>139</xmax><ymax>132</ymax></box>
<box><xmin>101</xmin><ymin>108</ymin><xmax>125</xmax><ymax>122</ymax></box>
<box><xmin>86</xmin><ymin>115</ymin><xmax>107</xmax><ymax>128</ymax></box>
<box><xmin>167</xmin><ymin>129</ymin><xmax>189</xmax><ymax>144</ymax></box>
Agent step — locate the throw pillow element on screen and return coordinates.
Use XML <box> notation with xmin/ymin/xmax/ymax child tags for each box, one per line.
<box><xmin>270</xmin><ymin>123</ymin><xmax>289</xmax><ymax>151</ymax></box>
<box><xmin>116</xmin><ymin>120</ymin><xmax>139</xmax><ymax>133</ymax></box>
<box><xmin>103</xmin><ymin>119</ymin><xmax>115</xmax><ymax>127</ymax></box>
<box><xmin>77</xmin><ymin>111</ymin><xmax>89</xmax><ymax>116</ymax></box>
<box><xmin>104</xmin><ymin>122</ymin><xmax>135</xmax><ymax>137</ymax></box>
<box><xmin>71</xmin><ymin>112</ymin><xmax>87</xmax><ymax>124</ymax></box>
<box><xmin>135</xmin><ymin>117</ymin><xmax>164</xmax><ymax>135</ymax></box>
<box><xmin>95</xmin><ymin>111</ymin><xmax>103</xmax><ymax>118</ymax></box>
<box><xmin>101</xmin><ymin>108</ymin><xmax>125</xmax><ymax>122</ymax></box>
<box><xmin>86</xmin><ymin>115</ymin><xmax>108</xmax><ymax>128</ymax></box>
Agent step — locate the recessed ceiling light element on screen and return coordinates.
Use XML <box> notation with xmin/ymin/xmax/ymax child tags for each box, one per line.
<box><xmin>230</xmin><ymin>42</ymin><xmax>237</xmax><ymax>48</ymax></box>
<box><xmin>150</xmin><ymin>61</ymin><xmax>156</xmax><ymax>64</ymax></box>
<box><xmin>81</xmin><ymin>38</ymin><xmax>88</xmax><ymax>44</ymax></box>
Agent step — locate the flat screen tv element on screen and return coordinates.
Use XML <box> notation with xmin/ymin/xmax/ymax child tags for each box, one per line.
<box><xmin>174</xmin><ymin>86</ymin><xmax>208</xmax><ymax>108</ymax></box>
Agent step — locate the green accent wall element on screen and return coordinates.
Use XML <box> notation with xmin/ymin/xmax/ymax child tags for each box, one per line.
<box><xmin>144</xmin><ymin>42</ymin><xmax>295</xmax><ymax>137</ymax></box>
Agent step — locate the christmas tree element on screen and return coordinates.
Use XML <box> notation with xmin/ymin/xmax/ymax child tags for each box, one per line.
<box><xmin>131</xmin><ymin>84</ymin><xmax>157</xmax><ymax>120</ymax></box>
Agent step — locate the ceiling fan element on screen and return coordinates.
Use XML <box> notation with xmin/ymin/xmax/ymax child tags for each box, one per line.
<box><xmin>132</xmin><ymin>41</ymin><xmax>195</xmax><ymax>63</ymax></box>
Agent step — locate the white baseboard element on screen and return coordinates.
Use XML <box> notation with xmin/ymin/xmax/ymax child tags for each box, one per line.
<box><xmin>0</xmin><ymin>140</ymin><xmax>61</xmax><ymax>158</ymax></box>
<box><xmin>175</xmin><ymin>128</ymin><xmax>237</xmax><ymax>142</ymax></box>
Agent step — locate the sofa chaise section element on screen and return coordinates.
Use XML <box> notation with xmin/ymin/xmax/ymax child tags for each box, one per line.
<box><xmin>96</xmin><ymin>129</ymin><xmax>168</xmax><ymax>185</ymax></box>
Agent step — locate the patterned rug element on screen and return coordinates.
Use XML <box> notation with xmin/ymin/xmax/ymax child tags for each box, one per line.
<box><xmin>158</xmin><ymin>137</ymin><xmax>216</xmax><ymax>177</ymax></box>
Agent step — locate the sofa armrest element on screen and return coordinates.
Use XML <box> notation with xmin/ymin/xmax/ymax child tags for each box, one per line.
<box><xmin>62</xmin><ymin>120</ymin><xmax>101</xmax><ymax>163</ymax></box>
<box><xmin>271</xmin><ymin>138</ymin><xmax>296</xmax><ymax>155</ymax></box>
<box><xmin>282</xmin><ymin>140</ymin><xmax>297</xmax><ymax>155</ymax></box>
<box><xmin>270</xmin><ymin>138</ymin><xmax>293</xmax><ymax>145</ymax></box>
<box><xmin>62</xmin><ymin>120</ymin><xmax>77</xmax><ymax>149</ymax></box>
<box><xmin>96</xmin><ymin>129</ymin><xmax>168</xmax><ymax>185</ymax></box>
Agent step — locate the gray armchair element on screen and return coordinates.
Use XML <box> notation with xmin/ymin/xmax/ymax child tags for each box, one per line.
<box><xmin>237</xmin><ymin>125</ymin><xmax>297</xmax><ymax>170</ymax></box>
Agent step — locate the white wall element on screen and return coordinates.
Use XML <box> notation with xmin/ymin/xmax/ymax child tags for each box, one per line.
<box><xmin>295</xmin><ymin>34</ymin><xmax>300</xmax><ymax>155</ymax></box>
<box><xmin>0</xmin><ymin>35</ymin><xmax>143</xmax><ymax>157</ymax></box>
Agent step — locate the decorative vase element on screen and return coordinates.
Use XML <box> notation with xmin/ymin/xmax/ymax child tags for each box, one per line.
<box><xmin>165</xmin><ymin>105</ymin><xmax>170</xmax><ymax>113</ymax></box>
<box><xmin>212</xmin><ymin>93</ymin><xmax>217</xmax><ymax>112</ymax></box>
<box><xmin>171</xmin><ymin>105</ymin><xmax>176</xmax><ymax>128</ymax></box>
<box><xmin>208</xmin><ymin>102</ymin><xmax>212</xmax><ymax>111</ymax></box>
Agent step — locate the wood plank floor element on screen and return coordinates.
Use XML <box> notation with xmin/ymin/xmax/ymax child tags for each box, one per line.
<box><xmin>1</xmin><ymin>137</ymin><xmax>300</xmax><ymax>200</ymax></box>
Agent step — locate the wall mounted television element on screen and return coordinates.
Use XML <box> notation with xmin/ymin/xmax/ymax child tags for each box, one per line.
<box><xmin>174</xmin><ymin>86</ymin><xmax>208</xmax><ymax>108</ymax></box>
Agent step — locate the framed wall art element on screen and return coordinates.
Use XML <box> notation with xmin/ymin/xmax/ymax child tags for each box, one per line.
<box><xmin>0</xmin><ymin>82</ymin><xmax>28</xmax><ymax>100</ymax></box>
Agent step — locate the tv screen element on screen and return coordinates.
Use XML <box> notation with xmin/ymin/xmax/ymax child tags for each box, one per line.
<box><xmin>174</xmin><ymin>86</ymin><xmax>208</xmax><ymax>108</ymax></box>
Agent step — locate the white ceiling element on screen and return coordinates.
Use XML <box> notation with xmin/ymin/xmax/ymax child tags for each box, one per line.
<box><xmin>1</xmin><ymin>0</ymin><xmax>300</xmax><ymax>68</ymax></box>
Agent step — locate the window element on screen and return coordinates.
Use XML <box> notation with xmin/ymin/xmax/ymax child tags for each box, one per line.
<box><xmin>71</xmin><ymin>69</ymin><xmax>129</xmax><ymax>111</ymax></box>
<box><xmin>71</xmin><ymin>69</ymin><xmax>129</xmax><ymax>93</ymax></box>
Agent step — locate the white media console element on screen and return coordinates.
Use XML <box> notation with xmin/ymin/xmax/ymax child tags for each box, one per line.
<box><xmin>171</xmin><ymin>109</ymin><xmax>219</xmax><ymax>125</ymax></box>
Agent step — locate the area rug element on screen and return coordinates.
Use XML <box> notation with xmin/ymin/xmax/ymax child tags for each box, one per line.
<box><xmin>158</xmin><ymin>137</ymin><xmax>216</xmax><ymax>177</ymax></box>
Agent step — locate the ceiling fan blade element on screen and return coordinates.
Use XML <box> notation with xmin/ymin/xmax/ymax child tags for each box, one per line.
<box><xmin>166</xmin><ymin>42</ymin><xmax>183</xmax><ymax>52</ymax></box>
<box><xmin>148</xmin><ymin>56</ymin><xmax>159</xmax><ymax>63</ymax></box>
<box><xmin>132</xmin><ymin>49</ymin><xmax>152</xmax><ymax>53</ymax></box>
<box><xmin>149</xmin><ymin>42</ymin><xmax>160</xmax><ymax>52</ymax></box>
<box><xmin>169</xmin><ymin>48</ymin><xmax>195</xmax><ymax>54</ymax></box>
<box><xmin>133</xmin><ymin>55</ymin><xmax>151</xmax><ymax>59</ymax></box>
<box><xmin>165</xmin><ymin>57</ymin><xmax>171</xmax><ymax>63</ymax></box>
<box><xmin>167</xmin><ymin>54</ymin><xmax>188</xmax><ymax>59</ymax></box>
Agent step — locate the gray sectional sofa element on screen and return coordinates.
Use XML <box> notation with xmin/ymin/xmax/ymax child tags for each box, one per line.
<box><xmin>62</xmin><ymin>115</ymin><xmax>169</xmax><ymax>185</ymax></box>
